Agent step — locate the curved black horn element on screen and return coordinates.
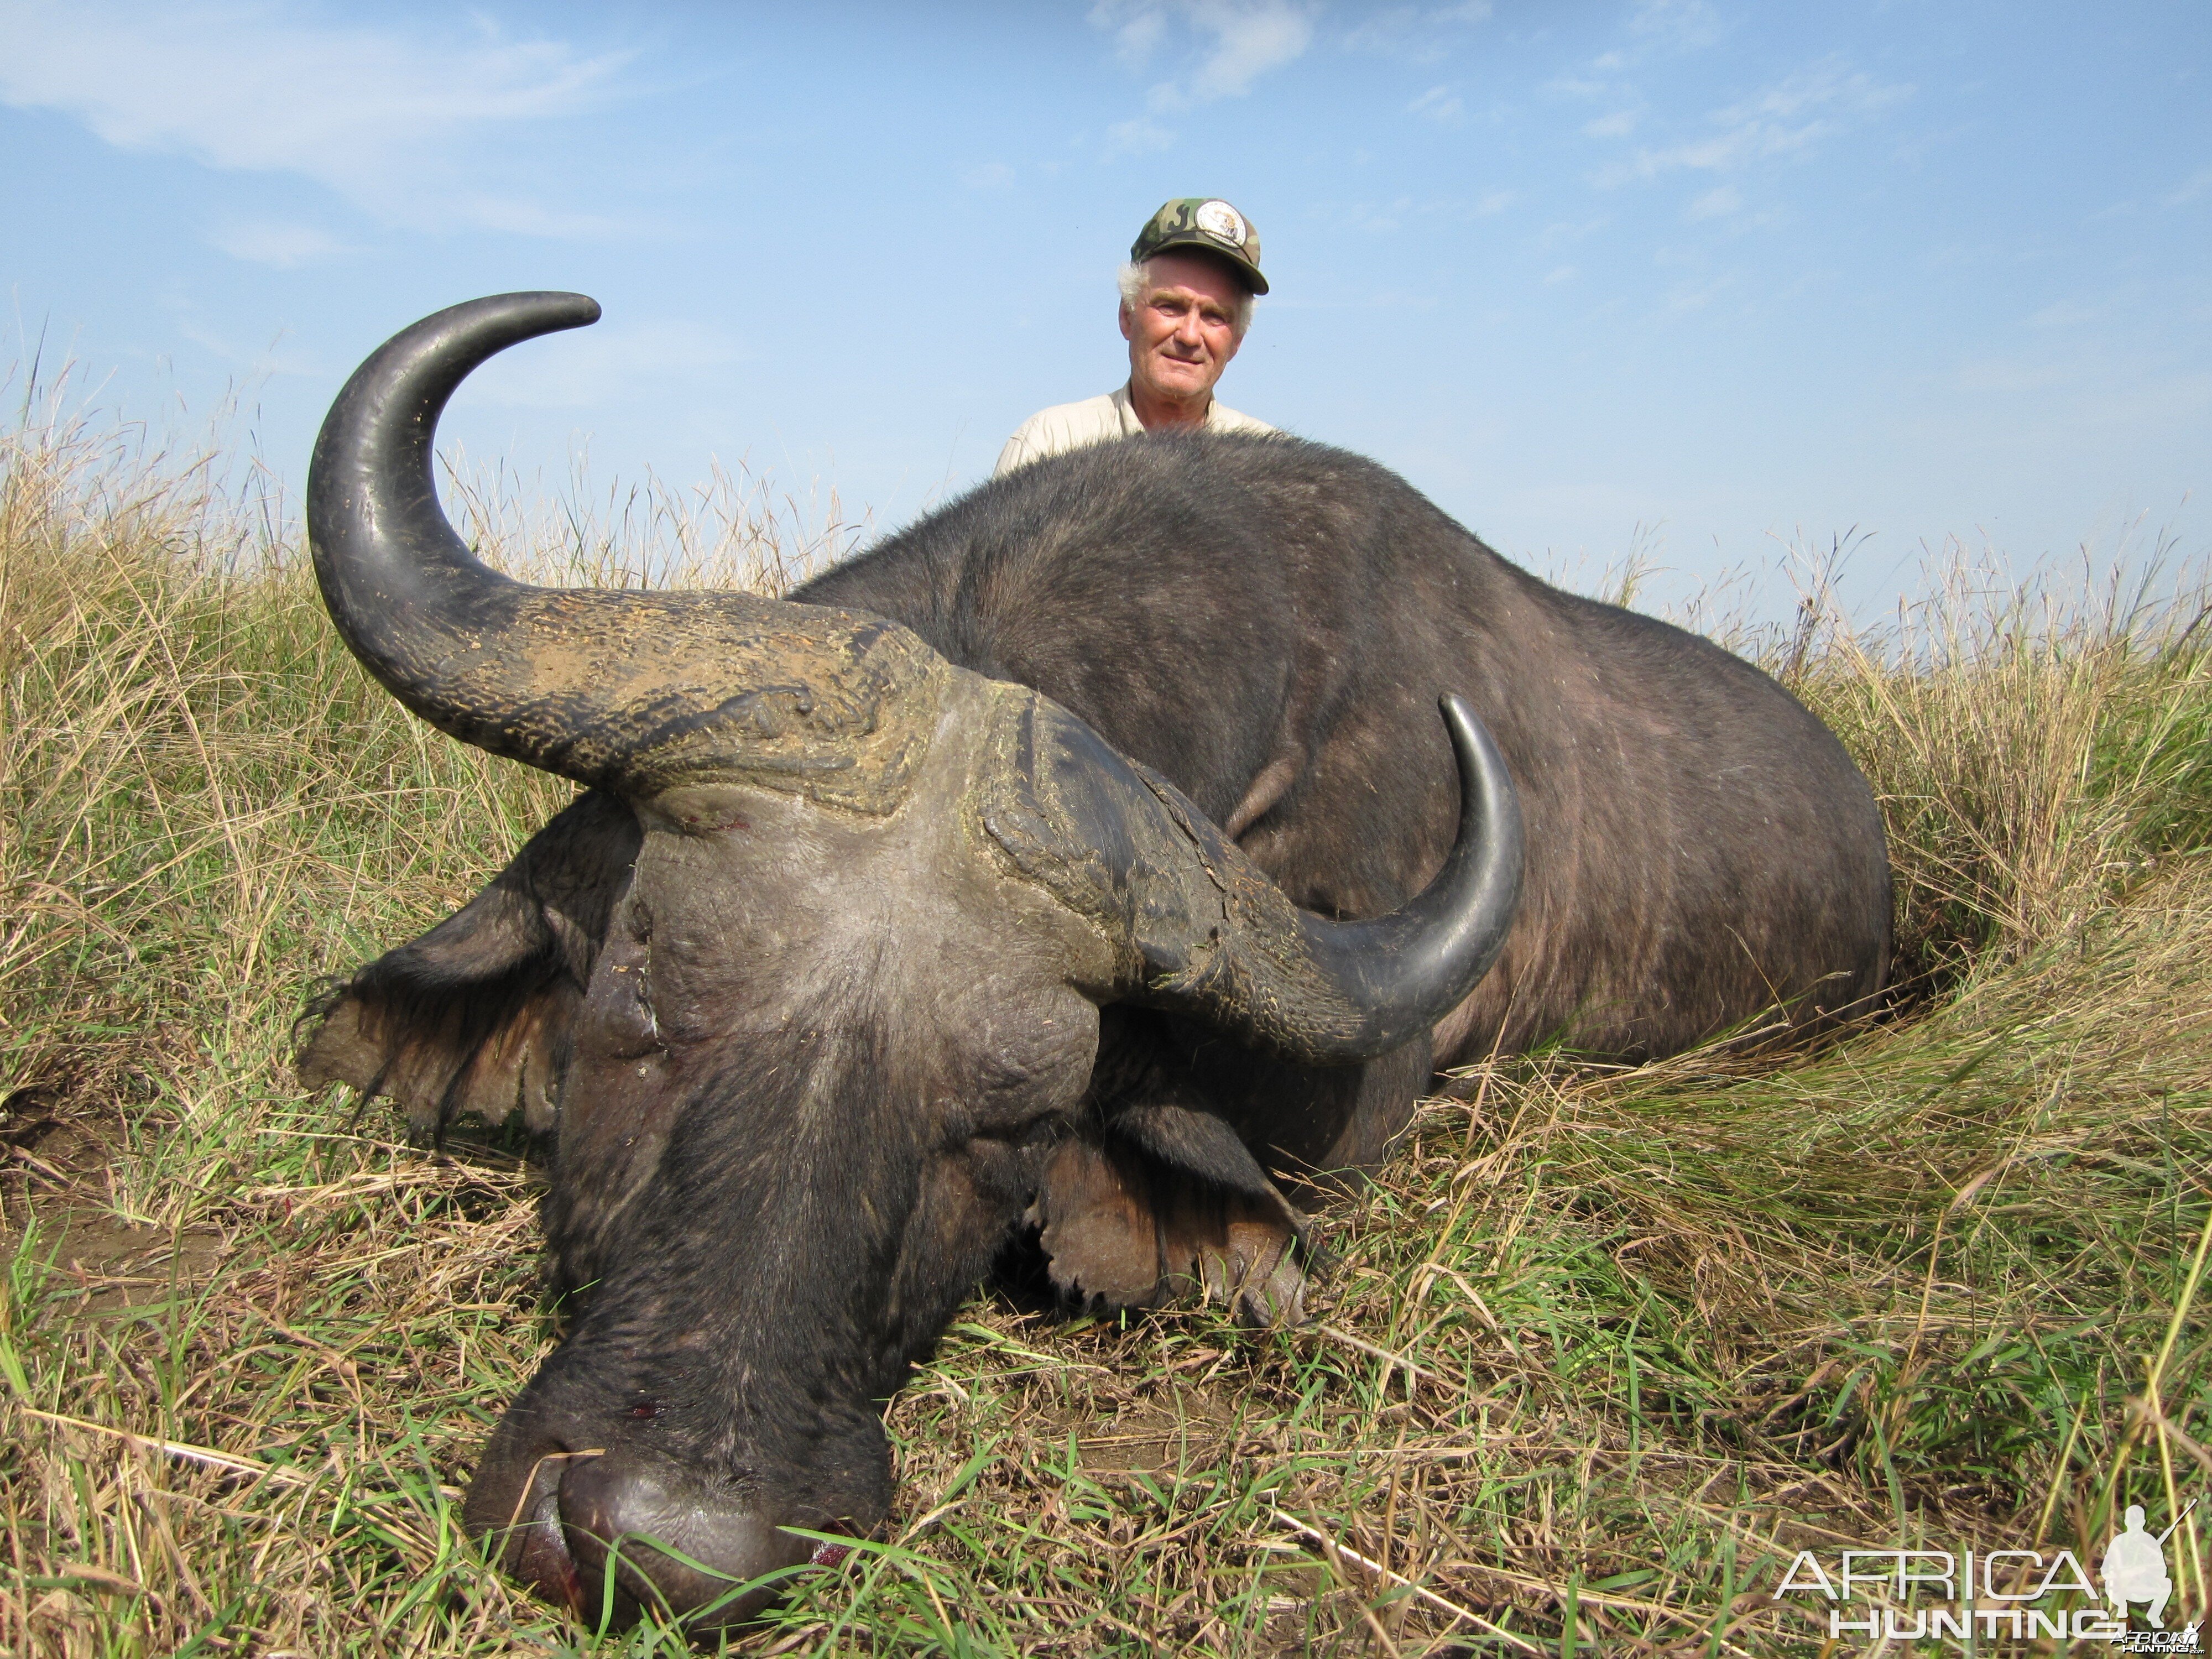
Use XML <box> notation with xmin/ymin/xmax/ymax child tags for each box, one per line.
<box><xmin>984</xmin><ymin>693</ymin><xmax>1523</xmax><ymax>1063</ymax></box>
<box><xmin>1246</xmin><ymin>695</ymin><xmax>1519</xmax><ymax>1052</ymax></box>
<box><xmin>307</xmin><ymin>294</ymin><xmax>943</xmax><ymax>806</ymax></box>
<box><xmin>308</xmin><ymin>290</ymin><xmax>599</xmax><ymax>716</ymax></box>
<box><xmin>1144</xmin><ymin>694</ymin><xmax>1521</xmax><ymax>1060</ymax></box>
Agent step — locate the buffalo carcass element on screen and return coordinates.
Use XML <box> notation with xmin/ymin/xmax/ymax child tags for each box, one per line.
<box><xmin>297</xmin><ymin>293</ymin><xmax>1889</xmax><ymax>1628</ymax></box>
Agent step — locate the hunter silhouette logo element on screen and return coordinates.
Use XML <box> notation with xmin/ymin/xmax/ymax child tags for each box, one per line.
<box><xmin>2105</xmin><ymin>1500</ymin><xmax>2195</xmax><ymax>1630</ymax></box>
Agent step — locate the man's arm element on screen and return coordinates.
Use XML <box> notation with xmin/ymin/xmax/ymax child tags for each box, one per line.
<box><xmin>994</xmin><ymin>394</ymin><xmax>1129</xmax><ymax>479</ymax></box>
<box><xmin>993</xmin><ymin>427</ymin><xmax>1036</xmax><ymax>479</ymax></box>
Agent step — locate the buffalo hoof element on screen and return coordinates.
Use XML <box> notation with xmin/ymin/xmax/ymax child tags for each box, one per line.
<box><xmin>471</xmin><ymin>1447</ymin><xmax>830</xmax><ymax>1631</ymax></box>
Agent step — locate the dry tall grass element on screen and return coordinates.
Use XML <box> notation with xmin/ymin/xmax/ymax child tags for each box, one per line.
<box><xmin>1</xmin><ymin>390</ymin><xmax>2206</xmax><ymax>1656</ymax></box>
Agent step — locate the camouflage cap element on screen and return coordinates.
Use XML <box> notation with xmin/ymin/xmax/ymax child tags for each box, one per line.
<box><xmin>1130</xmin><ymin>197</ymin><xmax>1267</xmax><ymax>295</ymax></box>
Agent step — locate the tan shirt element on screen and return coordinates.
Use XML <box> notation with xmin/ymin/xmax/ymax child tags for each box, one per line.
<box><xmin>993</xmin><ymin>384</ymin><xmax>1276</xmax><ymax>477</ymax></box>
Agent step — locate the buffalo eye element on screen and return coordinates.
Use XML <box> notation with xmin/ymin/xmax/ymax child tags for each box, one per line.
<box><xmin>628</xmin><ymin>1400</ymin><xmax>660</xmax><ymax>1420</ymax></box>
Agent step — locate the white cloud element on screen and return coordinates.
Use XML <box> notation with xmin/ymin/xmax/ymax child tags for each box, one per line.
<box><xmin>963</xmin><ymin>162</ymin><xmax>1017</xmax><ymax>191</ymax></box>
<box><xmin>1547</xmin><ymin>74</ymin><xmax>1611</xmax><ymax>100</ymax></box>
<box><xmin>1187</xmin><ymin>0</ymin><xmax>1316</xmax><ymax>102</ymax></box>
<box><xmin>1475</xmin><ymin>187</ymin><xmax>1516</xmax><ymax>215</ymax></box>
<box><xmin>1104</xmin><ymin>116</ymin><xmax>1176</xmax><ymax>158</ymax></box>
<box><xmin>0</xmin><ymin>2</ymin><xmax>632</xmax><ymax>234</ymax></box>
<box><xmin>1537</xmin><ymin>217</ymin><xmax>1608</xmax><ymax>251</ymax></box>
<box><xmin>1661</xmin><ymin>273</ymin><xmax>1733</xmax><ymax>314</ymax></box>
<box><xmin>2028</xmin><ymin>299</ymin><xmax>2104</xmax><ymax>330</ymax></box>
<box><xmin>1337</xmin><ymin>196</ymin><xmax>1416</xmax><ymax>234</ymax></box>
<box><xmin>1344</xmin><ymin>6</ymin><xmax>1430</xmax><ymax>58</ymax></box>
<box><xmin>1595</xmin><ymin>58</ymin><xmax>1912</xmax><ymax>187</ymax></box>
<box><xmin>1628</xmin><ymin>0</ymin><xmax>1722</xmax><ymax>51</ymax></box>
<box><xmin>206</xmin><ymin>220</ymin><xmax>352</xmax><ymax>268</ymax></box>
<box><xmin>1090</xmin><ymin>0</ymin><xmax>1315</xmax><ymax>121</ymax></box>
<box><xmin>1408</xmin><ymin>85</ymin><xmax>1464</xmax><ymax>125</ymax></box>
<box><xmin>1103</xmin><ymin>5</ymin><xmax>1169</xmax><ymax>61</ymax></box>
<box><xmin>1684</xmin><ymin>184</ymin><xmax>1740</xmax><ymax>221</ymax></box>
<box><xmin>1548</xmin><ymin>3</ymin><xmax>1718</xmax><ymax>114</ymax></box>
<box><xmin>1342</xmin><ymin>1</ymin><xmax>1490</xmax><ymax>62</ymax></box>
<box><xmin>1733</xmin><ymin>61</ymin><xmax>1906</xmax><ymax>122</ymax></box>
<box><xmin>2167</xmin><ymin>163</ymin><xmax>2212</xmax><ymax>206</ymax></box>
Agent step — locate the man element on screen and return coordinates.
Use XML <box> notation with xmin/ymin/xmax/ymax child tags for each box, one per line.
<box><xmin>2103</xmin><ymin>1504</ymin><xmax>2174</xmax><ymax>1627</ymax></box>
<box><xmin>995</xmin><ymin>197</ymin><xmax>1276</xmax><ymax>477</ymax></box>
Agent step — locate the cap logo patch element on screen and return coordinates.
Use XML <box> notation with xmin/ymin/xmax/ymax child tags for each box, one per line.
<box><xmin>1195</xmin><ymin>200</ymin><xmax>1247</xmax><ymax>247</ymax></box>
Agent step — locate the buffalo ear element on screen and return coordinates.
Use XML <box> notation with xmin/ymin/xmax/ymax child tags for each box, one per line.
<box><xmin>298</xmin><ymin>791</ymin><xmax>640</xmax><ymax>1138</ymax></box>
<box><xmin>1026</xmin><ymin>1113</ymin><xmax>1314</xmax><ymax>1327</ymax></box>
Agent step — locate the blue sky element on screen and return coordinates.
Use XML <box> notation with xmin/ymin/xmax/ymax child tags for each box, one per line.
<box><xmin>3</xmin><ymin>1</ymin><xmax>2208</xmax><ymax>619</ymax></box>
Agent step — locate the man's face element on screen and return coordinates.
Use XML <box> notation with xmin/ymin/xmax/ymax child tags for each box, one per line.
<box><xmin>1120</xmin><ymin>251</ymin><xmax>1246</xmax><ymax>408</ymax></box>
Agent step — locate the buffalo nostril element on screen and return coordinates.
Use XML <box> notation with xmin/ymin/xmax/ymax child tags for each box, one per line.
<box><xmin>557</xmin><ymin>1452</ymin><xmax>819</xmax><ymax>1629</ymax></box>
<box><xmin>514</xmin><ymin>1481</ymin><xmax>583</xmax><ymax>1614</ymax></box>
<box><xmin>468</xmin><ymin>1446</ymin><xmax>592</xmax><ymax>1613</ymax></box>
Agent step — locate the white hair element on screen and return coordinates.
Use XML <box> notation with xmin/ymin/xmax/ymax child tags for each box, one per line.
<box><xmin>1117</xmin><ymin>258</ymin><xmax>1256</xmax><ymax>340</ymax></box>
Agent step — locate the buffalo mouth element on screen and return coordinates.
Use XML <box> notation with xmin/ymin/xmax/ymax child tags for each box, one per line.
<box><xmin>467</xmin><ymin>1433</ymin><xmax>860</xmax><ymax>1631</ymax></box>
<box><xmin>460</xmin><ymin>1347</ymin><xmax>888</xmax><ymax>1633</ymax></box>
